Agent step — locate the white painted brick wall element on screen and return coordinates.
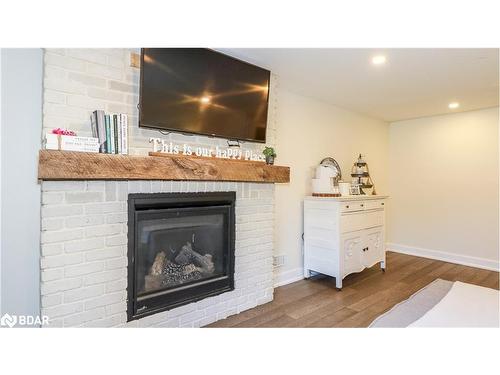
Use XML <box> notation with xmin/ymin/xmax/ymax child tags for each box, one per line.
<box><xmin>42</xmin><ymin>48</ymin><xmax>277</xmax><ymax>155</ymax></box>
<box><xmin>40</xmin><ymin>48</ymin><xmax>277</xmax><ymax>327</ymax></box>
<box><xmin>40</xmin><ymin>180</ymin><xmax>275</xmax><ymax>327</ymax></box>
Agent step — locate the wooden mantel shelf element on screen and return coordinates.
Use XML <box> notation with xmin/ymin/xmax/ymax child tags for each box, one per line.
<box><xmin>37</xmin><ymin>150</ymin><xmax>290</xmax><ymax>183</ymax></box>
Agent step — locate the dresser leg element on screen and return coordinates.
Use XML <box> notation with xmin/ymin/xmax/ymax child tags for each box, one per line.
<box><xmin>380</xmin><ymin>260</ymin><xmax>386</xmax><ymax>272</ymax></box>
<box><xmin>335</xmin><ymin>278</ymin><xmax>342</xmax><ymax>290</ymax></box>
<box><xmin>304</xmin><ymin>269</ymin><xmax>312</xmax><ymax>279</ymax></box>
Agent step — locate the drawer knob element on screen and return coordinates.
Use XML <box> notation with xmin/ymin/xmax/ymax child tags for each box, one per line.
<box><xmin>360</xmin><ymin>204</ymin><xmax>364</xmax><ymax>207</ymax></box>
<box><xmin>346</xmin><ymin>205</ymin><xmax>349</xmax><ymax>208</ymax></box>
<box><xmin>381</xmin><ymin>202</ymin><xmax>384</xmax><ymax>206</ymax></box>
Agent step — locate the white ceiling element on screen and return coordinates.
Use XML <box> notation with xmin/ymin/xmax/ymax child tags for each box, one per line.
<box><xmin>221</xmin><ymin>48</ymin><xmax>499</xmax><ymax>122</ymax></box>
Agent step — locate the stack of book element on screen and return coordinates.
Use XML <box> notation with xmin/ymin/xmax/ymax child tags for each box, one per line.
<box><xmin>91</xmin><ymin>110</ymin><xmax>129</xmax><ymax>154</ymax></box>
<box><xmin>46</xmin><ymin>134</ymin><xmax>100</xmax><ymax>153</ymax></box>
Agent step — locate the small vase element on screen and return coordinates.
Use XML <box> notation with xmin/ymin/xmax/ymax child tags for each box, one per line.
<box><xmin>265</xmin><ymin>155</ymin><xmax>275</xmax><ymax>165</ymax></box>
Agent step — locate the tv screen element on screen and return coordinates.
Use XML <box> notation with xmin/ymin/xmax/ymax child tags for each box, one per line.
<box><xmin>139</xmin><ymin>48</ymin><xmax>271</xmax><ymax>143</ymax></box>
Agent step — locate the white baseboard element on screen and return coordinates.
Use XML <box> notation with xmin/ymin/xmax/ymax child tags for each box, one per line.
<box><xmin>274</xmin><ymin>267</ymin><xmax>304</xmax><ymax>287</ymax></box>
<box><xmin>387</xmin><ymin>243</ymin><xmax>500</xmax><ymax>272</ymax></box>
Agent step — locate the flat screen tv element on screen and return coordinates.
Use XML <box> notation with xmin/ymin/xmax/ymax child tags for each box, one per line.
<box><xmin>139</xmin><ymin>48</ymin><xmax>271</xmax><ymax>143</ymax></box>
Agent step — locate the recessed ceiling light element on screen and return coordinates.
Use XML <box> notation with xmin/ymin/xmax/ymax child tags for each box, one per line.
<box><xmin>371</xmin><ymin>55</ymin><xmax>386</xmax><ymax>65</ymax></box>
<box><xmin>200</xmin><ymin>96</ymin><xmax>211</xmax><ymax>104</ymax></box>
<box><xmin>448</xmin><ymin>102</ymin><xmax>460</xmax><ymax>109</ymax></box>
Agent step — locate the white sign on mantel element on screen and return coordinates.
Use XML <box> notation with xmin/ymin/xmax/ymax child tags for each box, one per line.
<box><xmin>149</xmin><ymin>138</ymin><xmax>265</xmax><ymax>162</ymax></box>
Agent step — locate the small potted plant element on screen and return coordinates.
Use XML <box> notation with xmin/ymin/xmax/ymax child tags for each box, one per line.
<box><xmin>263</xmin><ymin>146</ymin><xmax>277</xmax><ymax>165</ymax></box>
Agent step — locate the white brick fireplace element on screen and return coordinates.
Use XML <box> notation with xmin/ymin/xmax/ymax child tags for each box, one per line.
<box><xmin>38</xmin><ymin>48</ymin><xmax>282</xmax><ymax>327</ymax></box>
<box><xmin>40</xmin><ymin>180</ymin><xmax>275</xmax><ymax>327</ymax></box>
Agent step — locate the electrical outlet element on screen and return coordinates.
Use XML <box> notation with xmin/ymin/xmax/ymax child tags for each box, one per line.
<box><xmin>273</xmin><ymin>254</ymin><xmax>285</xmax><ymax>267</ymax></box>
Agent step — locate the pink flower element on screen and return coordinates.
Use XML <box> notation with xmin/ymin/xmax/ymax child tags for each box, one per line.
<box><xmin>52</xmin><ymin>128</ymin><xmax>76</xmax><ymax>136</ymax></box>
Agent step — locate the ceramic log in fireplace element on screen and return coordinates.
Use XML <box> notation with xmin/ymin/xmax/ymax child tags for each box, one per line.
<box><xmin>127</xmin><ymin>192</ymin><xmax>235</xmax><ymax>321</ymax></box>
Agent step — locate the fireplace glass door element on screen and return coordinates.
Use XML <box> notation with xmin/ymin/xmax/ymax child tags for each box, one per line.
<box><xmin>138</xmin><ymin>209</ymin><xmax>226</xmax><ymax>294</ymax></box>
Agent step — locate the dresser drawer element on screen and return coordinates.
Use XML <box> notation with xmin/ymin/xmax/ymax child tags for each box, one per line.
<box><xmin>340</xmin><ymin>201</ymin><xmax>365</xmax><ymax>212</ymax></box>
<box><xmin>364</xmin><ymin>199</ymin><xmax>386</xmax><ymax>210</ymax></box>
<box><xmin>304</xmin><ymin>206</ymin><xmax>338</xmax><ymax>230</ymax></box>
<box><xmin>340</xmin><ymin>209</ymin><xmax>384</xmax><ymax>233</ymax></box>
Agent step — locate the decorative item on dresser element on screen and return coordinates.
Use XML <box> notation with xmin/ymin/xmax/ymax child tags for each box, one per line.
<box><xmin>350</xmin><ymin>153</ymin><xmax>376</xmax><ymax>195</ymax></box>
<box><xmin>303</xmin><ymin>195</ymin><xmax>388</xmax><ymax>289</ymax></box>
<box><xmin>311</xmin><ymin>157</ymin><xmax>342</xmax><ymax>197</ymax></box>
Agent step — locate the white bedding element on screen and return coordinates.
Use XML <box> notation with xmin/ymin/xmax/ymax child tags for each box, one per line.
<box><xmin>409</xmin><ymin>281</ymin><xmax>500</xmax><ymax>327</ymax></box>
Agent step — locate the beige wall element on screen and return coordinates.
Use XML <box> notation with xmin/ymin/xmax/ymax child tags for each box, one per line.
<box><xmin>273</xmin><ymin>89</ymin><xmax>389</xmax><ymax>285</ymax></box>
<box><xmin>387</xmin><ymin>107</ymin><xmax>499</xmax><ymax>268</ymax></box>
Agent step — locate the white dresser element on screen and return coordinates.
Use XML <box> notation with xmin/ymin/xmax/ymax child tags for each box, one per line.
<box><xmin>303</xmin><ymin>195</ymin><xmax>388</xmax><ymax>289</ymax></box>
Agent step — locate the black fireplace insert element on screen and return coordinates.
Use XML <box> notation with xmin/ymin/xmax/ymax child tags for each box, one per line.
<box><xmin>127</xmin><ymin>192</ymin><xmax>235</xmax><ymax>321</ymax></box>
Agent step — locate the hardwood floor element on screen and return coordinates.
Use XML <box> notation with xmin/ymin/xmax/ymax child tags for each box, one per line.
<box><xmin>207</xmin><ymin>252</ymin><xmax>499</xmax><ymax>328</ymax></box>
